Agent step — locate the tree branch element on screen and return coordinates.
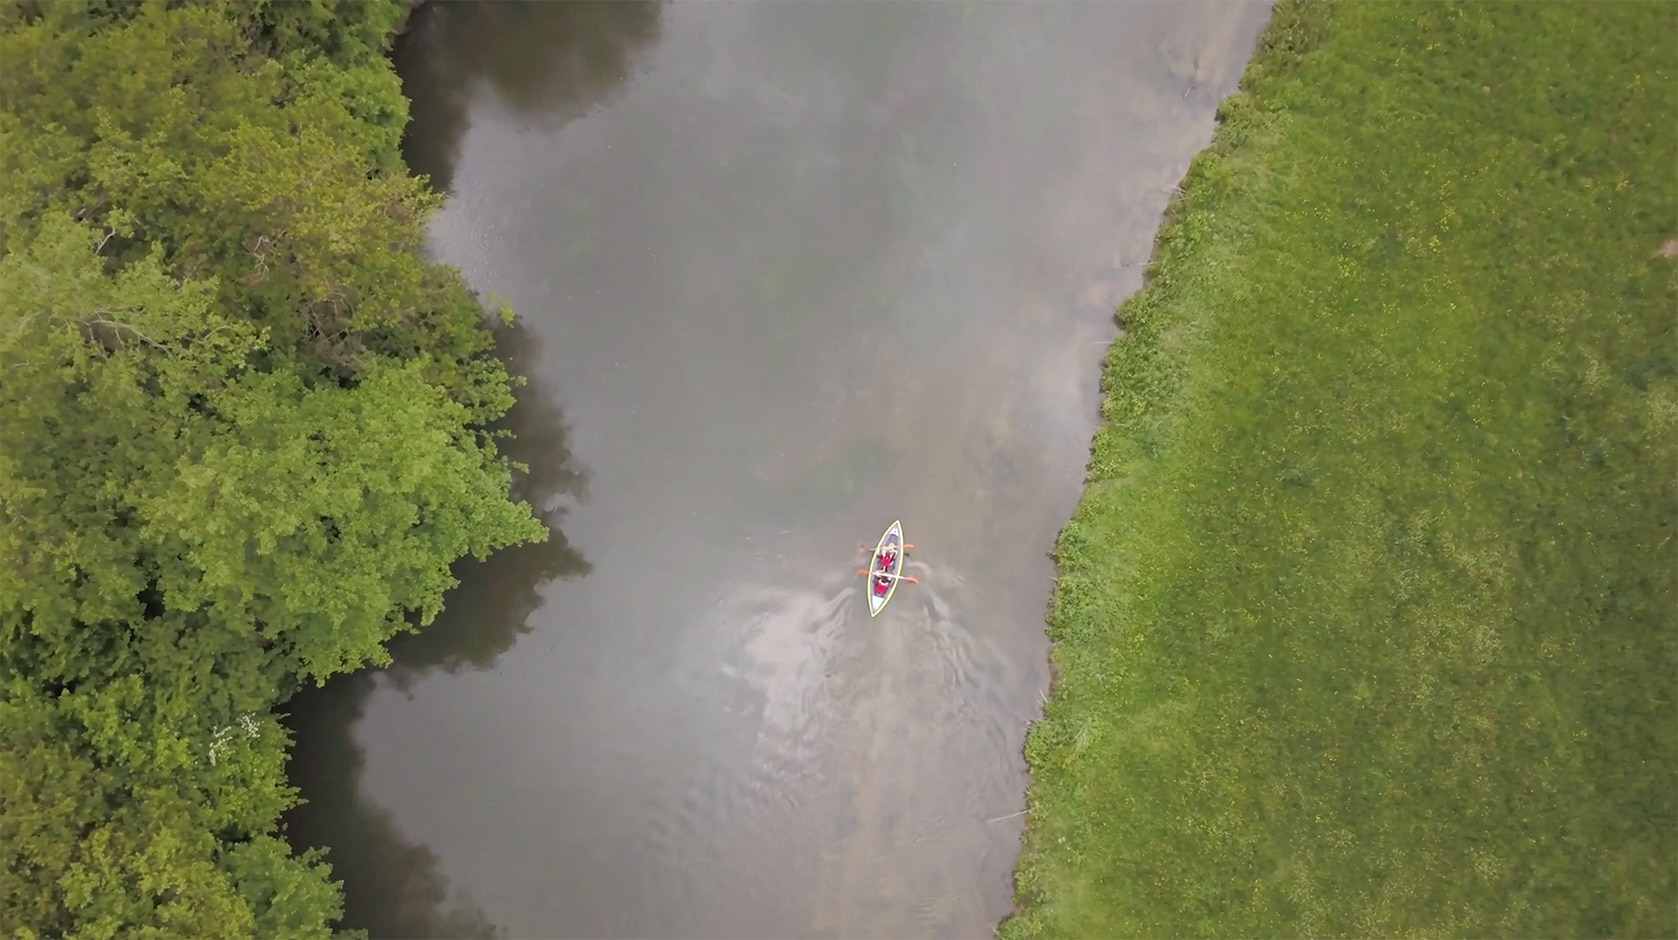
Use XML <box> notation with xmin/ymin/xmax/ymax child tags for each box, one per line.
<box><xmin>85</xmin><ymin>317</ymin><xmax>174</xmax><ymax>354</ymax></box>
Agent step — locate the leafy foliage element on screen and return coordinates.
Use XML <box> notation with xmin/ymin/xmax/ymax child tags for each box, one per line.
<box><xmin>1</xmin><ymin>679</ymin><xmax>319</xmax><ymax>938</ymax></box>
<box><xmin>1006</xmin><ymin>0</ymin><xmax>1678</xmax><ymax>936</ymax></box>
<box><xmin>0</xmin><ymin>2</ymin><xmax>542</xmax><ymax>935</ymax></box>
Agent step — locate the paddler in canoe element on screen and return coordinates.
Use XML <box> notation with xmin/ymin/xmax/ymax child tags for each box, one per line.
<box><xmin>858</xmin><ymin>545</ymin><xmax>918</xmax><ymax>587</ymax></box>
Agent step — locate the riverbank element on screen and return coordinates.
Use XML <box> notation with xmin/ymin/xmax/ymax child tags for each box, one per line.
<box><xmin>1005</xmin><ymin>1</ymin><xmax>1677</xmax><ymax>935</ymax></box>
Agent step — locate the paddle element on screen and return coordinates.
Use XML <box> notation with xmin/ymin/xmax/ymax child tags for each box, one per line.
<box><xmin>855</xmin><ymin>569</ymin><xmax>920</xmax><ymax>584</ymax></box>
<box><xmin>857</xmin><ymin>543</ymin><xmax>917</xmax><ymax>554</ymax></box>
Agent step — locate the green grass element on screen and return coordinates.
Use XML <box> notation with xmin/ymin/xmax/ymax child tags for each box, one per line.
<box><xmin>1004</xmin><ymin>1</ymin><xmax>1678</xmax><ymax>936</ymax></box>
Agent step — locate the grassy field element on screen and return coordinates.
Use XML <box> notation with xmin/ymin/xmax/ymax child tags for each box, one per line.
<box><xmin>1005</xmin><ymin>1</ymin><xmax>1677</xmax><ymax>936</ymax></box>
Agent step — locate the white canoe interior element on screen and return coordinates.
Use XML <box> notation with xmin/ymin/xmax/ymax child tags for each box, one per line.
<box><xmin>868</xmin><ymin>519</ymin><xmax>904</xmax><ymax>618</ymax></box>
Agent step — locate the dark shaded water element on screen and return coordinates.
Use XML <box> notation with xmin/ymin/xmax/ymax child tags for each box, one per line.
<box><xmin>284</xmin><ymin>3</ymin><xmax>1267</xmax><ymax>937</ymax></box>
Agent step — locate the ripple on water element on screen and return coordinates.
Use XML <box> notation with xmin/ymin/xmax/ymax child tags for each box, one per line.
<box><xmin>618</xmin><ymin>543</ymin><xmax>1033</xmax><ymax>935</ymax></box>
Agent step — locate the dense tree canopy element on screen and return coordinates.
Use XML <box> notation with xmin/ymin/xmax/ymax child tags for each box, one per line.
<box><xmin>0</xmin><ymin>2</ymin><xmax>542</xmax><ymax>935</ymax></box>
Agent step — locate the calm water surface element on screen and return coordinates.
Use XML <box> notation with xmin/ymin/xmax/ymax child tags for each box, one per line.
<box><xmin>285</xmin><ymin>3</ymin><xmax>1269</xmax><ymax>937</ymax></box>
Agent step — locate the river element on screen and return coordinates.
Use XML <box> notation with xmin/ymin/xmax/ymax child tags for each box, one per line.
<box><xmin>284</xmin><ymin>3</ymin><xmax>1268</xmax><ymax>937</ymax></box>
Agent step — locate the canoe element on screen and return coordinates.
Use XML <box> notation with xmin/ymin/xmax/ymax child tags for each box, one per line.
<box><xmin>867</xmin><ymin>519</ymin><xmax>905</xmax><ymax>618</ymax></box>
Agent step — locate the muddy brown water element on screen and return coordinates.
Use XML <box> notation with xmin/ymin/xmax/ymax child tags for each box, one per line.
<box><xmin>283</xmin><ymin>3</ymin><xmax>1269</xmax><ymax>937</ymax></box>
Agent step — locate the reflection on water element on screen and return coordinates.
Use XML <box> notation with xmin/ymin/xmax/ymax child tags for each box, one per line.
<box><xmin>285</xmin><ymin>4</ymin><xmax>655</xmax><ymax>928</ymax></box>
<box><xmin>283</xmin><ymin>325</ymin><xmax>588</xmax><ymax>937</ymax></box>
<box><xmin>382</xmin><ymin>324</ymin><xmax>591</xmax><ymax>689</ymax></box>
<box><xmin>394</xmin><ymin>0</ymin><xmax>664</xmax><ymax>193</ymax></box>
<box><xmin>284</xmin><ymin>672</ymin><xmax>501</xmax><ymax>939</ymax></box>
